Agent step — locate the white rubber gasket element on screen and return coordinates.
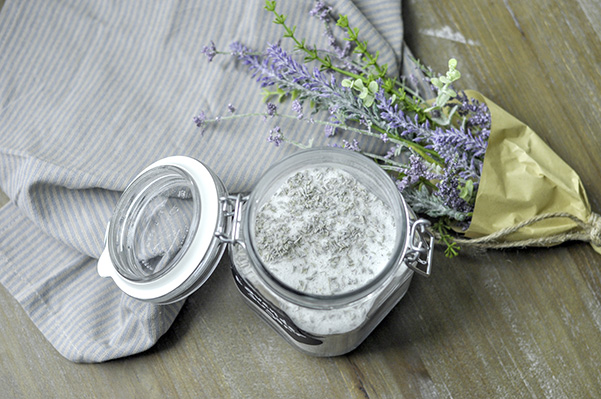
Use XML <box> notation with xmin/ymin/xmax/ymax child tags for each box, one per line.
<box><xmin>97</xmin><ymin>156</ymin><xmax>219</xmax><ymax>301</ymax></box>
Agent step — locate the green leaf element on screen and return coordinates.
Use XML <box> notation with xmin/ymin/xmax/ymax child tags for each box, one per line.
<box><xmin>380</xmin><ymin>63</ymin><xmax>389</xmax><ymax>77</ymax></box>
<box><xmin>353</xmin><ymin>79</ymin><xmax>365</xmax><ymax>90</ymax></box>
<box><xmin>368</xmin><ymin>80</ymin><xmax>378</xmax><ymax>93</ymax></box>
<box><xmin>448</xmin><ymin>70</ymin><xmax>461</xmax><ymax>81</ymax></box>
<box><xmin>264</xmin><ymin>0</ymin><xmax>276</xmax><ymax>12</ymax></box>
<box><xmin>444</xmin><ymin>242</ymin><xmax>460</xmax><ymax>258</ymax></box>
<box><xmin>283</xmin><ymin>25</ymin><xmax>296</xmax><ymax>38</ymax></box>
<box><xmin>336</xmin><ymin>15</ymin><xmax>349</xmax><ymax>28</ymax></box>
<box><xmin>383</xmin><ymin>78</ymin><xmax>394</xmax><ymax>92</ymax></box>
<box><xmin>341</xmin><ymin>79</ymin><xmax>354</xmax><ymax>88</ymax></box>
<box><xmin>459</xmin><ymin>179</ymin><xmax>474</xmax><ymax>201</ymax></box>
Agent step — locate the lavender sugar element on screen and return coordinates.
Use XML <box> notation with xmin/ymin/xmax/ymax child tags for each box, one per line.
<box><xmin>254</xmin><ymin>166</ymin><xmax>397</xmax><ymax>296</ymax></box>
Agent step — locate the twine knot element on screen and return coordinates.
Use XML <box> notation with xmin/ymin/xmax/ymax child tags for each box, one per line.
<box><xmin>586</xmin><ymin>212</ymin><xmax>601</xmax><ymax>247</ymax></box>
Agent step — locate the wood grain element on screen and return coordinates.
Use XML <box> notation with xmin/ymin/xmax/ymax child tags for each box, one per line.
<box><xmin>2</xmin><ymin>0</ymin><xmax>601</xmax><ymax>397</ymax></box>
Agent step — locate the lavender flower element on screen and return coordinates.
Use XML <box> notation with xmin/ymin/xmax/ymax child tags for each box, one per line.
<box><xmin>291</xmin><ymin>100</ymin><xmax>303</xmax><ymax>119</ymax></box>
<box><xmin>435</xmin><ymin>159</ymin><xmax>472</xmax><ymax>214</ymax></box>
<box><xmin>266</xmin><ymin>102</ymin><xmax>277</xmax><ymax>117</ymax></box>
<box><xmin>374</xmin><ymin>89</ymin><xmax>429</xmax><ymax>139</ymax></box>
<box><xmin>229</xmin><ymin>42</ymin><xmax>388</xmax><ymax>135</ymax></box>
<box><xmin>229</xmin><ymin>42</ymin><xmax>338</xmax><ymax>109</ymax></box>
<box><xmin>324</xmin><ymin>121</ymin><xmax>338</xmax><ymax>137</ymax></box>
<box><xmin>309</xmin><ymin>0</ymin><xmax>357</xmax><ymax>71</ymax></box>
<box><xmin>309</xmin><ymin>1</ymin><xmax>332</xmax><ymax>22</ymax></box>
<box><xmin>201</xmin><ymin>41</ymin><xmax>217</xmax><ymax>62</ymax></box>
<box><xmin>384</xmin><ymin>145</ymin><xmax>399</xmax><ymax>159</ymax></box>
<box><xmin>428</xmin><ymin>125</ymin><xmax>487</xmax><ymax>179</ymax></box>
<box><xmin>396</xmin><ymin>154</ymin><xmax>440</xmax><ymax>192</ymax></box>
<box><xmin>342</xmin><ymin>138</ymin><xmax>360</xmax><ymax>151</ymax></box>
<box><xmin>193</xmin><ymin>111</ymin><xmax>206</xmax><ymax>133</ymax></box>
<box><xmin>229</xmin><ymin>42</ymin><xmax>273</xmax><ymax>88</ymax></box>
<box><xmin>456</xmin><ymin>91</ymin><xmax>491</xmax><ymax>131</ymax></box>
<box><xmin>268</xmin><ymin>126</ymin><xmax>284</xmax><ymax>146</ymax></box>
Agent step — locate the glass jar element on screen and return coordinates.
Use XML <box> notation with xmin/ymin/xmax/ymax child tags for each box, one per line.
<box><xmin>97</xmin><ymin>148</ymin><xmax>433</xmax><ymax>356</ymax></box>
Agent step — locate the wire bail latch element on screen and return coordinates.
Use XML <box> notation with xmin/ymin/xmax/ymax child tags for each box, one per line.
<box><xmin>405</xmin><ymin>219</ymin><xmax>434</xmax><ymax>277</ymax></box>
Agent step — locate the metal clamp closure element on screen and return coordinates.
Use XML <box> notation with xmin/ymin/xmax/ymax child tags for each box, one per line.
<box><xmin>405</xmin><ymin>219</ymin><xmax>434</xmax><ymax>277</ymax></box>
<box><xmin>215</xmin><ymin>194</ymin><xmax>248</xmax><ymax>246</ymax></box>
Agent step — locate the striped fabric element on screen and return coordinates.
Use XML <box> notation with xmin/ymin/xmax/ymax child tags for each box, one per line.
<box><xmin>0</xmin><ymin>0</ymin><xmax>414</xmax><ymax>362</ymax></box>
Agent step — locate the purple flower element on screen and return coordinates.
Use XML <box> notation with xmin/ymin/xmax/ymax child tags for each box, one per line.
<box><xmin>193</xmin><ymin>111</ymin><xmax>206</xmax><ymax>133</ymax></box>
<box><xmin>229</xmin><ymin>41</ymin><xmax>252</xmax><ymax>57</ymax></box>
<box><xmin>265</xmin><ymin>44</ymin><xmax>337</xmax><ymax>100</ymax></box>
<box><xmin>456</xmin><ymin>91</ymin><xmax>491</xmax><ymax>132</ymax></box>
<box><xmin>291</xmin><ymin>100</ymin><xmax>303</xmax><ymax>119</ymax></box>
<box><xmin>384</xmin><ymin>145</ymin><xmax>399</xmax><ymax>159</ymax></box>
<box><xmin>267</xmin><ymin>126</ymin><xmax>284</xmax><ymax>146</ymax></box>
<box><xmin>428</xmin><ymin>125</ymin><xmax>487</xmax><ymax>180</ymax></box>
<box><xmin>324</xmin><ymin>123</ymin><xmax>337</xmax><ymax>137</ymax></box>
<box><xmin>229</xmin><ymin>42</ymin><xmax>272</xmax><ymax>88</ymax></box>
<box><xmin>396</xmin><ymin>154</ymin><xmax>440</xmax><ymax>192</ymax></box>
<box><xmin>227</xmin><ymin>103</ymin><xmax>236</xmax><ymax>113</ymax></box>
<box><xmin>374</xmin><ymin>89</ymin><xmax>425</xmax><ymax>139</ymax></box>
<box><xmin>229</xmin><ymin>41</ymin><xmax>340</xmax><ymax>108</ymax></box>
<box><xmin>435</xmin><ymin>159</ymin><xmax>472</xmax><ymax>213</ymax></box>
<box><xmin>266</xmin><ymin>102</ymin><xmax>277</xmax><ymax>117</ymax></box>
<box><xmin>335</xmin><ymin>40</ymin><xmax>353</xmax><ymax>60</ymax></box>
<box><xmin>201</xmin><ymin>41</ymin><xmax>217</xmax><ymax>62</ymax></box>
<box><xmin>309</xmin><ymin>1</ymin><xmax>332</xmax><ymax>22</ymax></box>
<box><xmin>309</xmin><ymin>0</ymin><xmax>357</xmax><ymax>67</ymax></box>
<box><xmin>342</xmin><ymin>138</ymin><xmax>360</xmax><ymax>152</ymax></box>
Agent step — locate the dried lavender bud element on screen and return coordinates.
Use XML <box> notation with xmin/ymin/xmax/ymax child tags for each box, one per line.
<box><xmin>254</xmin><ymin>167</ymin><xmax>396</xmax><ymax>296</ymax></box>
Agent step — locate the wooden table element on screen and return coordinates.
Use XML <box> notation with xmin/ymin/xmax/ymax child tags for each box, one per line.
<box><xmin>2</xmin><ymin>0</ymin><xmax>601</xmax><ymax>397</ymax></box>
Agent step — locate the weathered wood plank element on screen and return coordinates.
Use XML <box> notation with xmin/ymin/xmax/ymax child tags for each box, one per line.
<box><xmin>2</xmin><ymin>0</ymin><xmax>601</xmax><ymax>397</ymax></box>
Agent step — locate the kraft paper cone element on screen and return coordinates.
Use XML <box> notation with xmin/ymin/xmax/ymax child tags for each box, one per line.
<box><xmin>462</xmin><ymin>90</ymin><xmax>601</xmax><ymax>253</ymax></box>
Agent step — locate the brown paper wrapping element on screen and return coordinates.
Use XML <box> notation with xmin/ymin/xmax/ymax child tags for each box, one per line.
<box><xmin>463</xmin><ymin>90</ymin><xmax>601</xmax><ymax>253</ymax></box>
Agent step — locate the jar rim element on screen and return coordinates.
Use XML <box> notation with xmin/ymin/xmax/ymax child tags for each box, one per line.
<box><xmin>107</xmin><ymin>165</ymin><xmax>201</xmax><ymax>282</ymax></box>
<box><xmin>243</xmin><ymin>147</ymin><xmax>411</xmax><ymax>308</ymax></box>
<box><xmin>100</xmin><ymin>156</ymin><xmax>226</xmax><ymax>303</ymax></box>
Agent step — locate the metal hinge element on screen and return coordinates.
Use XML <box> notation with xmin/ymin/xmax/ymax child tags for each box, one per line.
<box><xmin>405</xmin><ymin>219</ymin><xmax>434</xmax><ymax>277</ymax></box>
<box><xmin>215</xmin><ymin>194</ymin><xmax>248</xmax><ymax>247</ymax></box>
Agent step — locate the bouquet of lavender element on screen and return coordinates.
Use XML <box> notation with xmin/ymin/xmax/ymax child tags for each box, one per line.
<box><xmin>196</xmin><ymin>1</ymin><xmax>601</xmax><ymax>257</ymax></box>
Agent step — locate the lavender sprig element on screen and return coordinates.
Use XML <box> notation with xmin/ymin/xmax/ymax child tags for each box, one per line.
<box><xmin>429</xmin><ymin>124</ymin><xmax>487</xmax><ymax>180</ymax></box>
<box><xmin>196</xmin><ymin>1</ymin><xmax>493</xmax><ymax>257</ymax></box>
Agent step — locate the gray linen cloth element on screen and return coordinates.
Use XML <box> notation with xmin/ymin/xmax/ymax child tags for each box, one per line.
<box><xmin>0</xmin><ymin>0</ymin><xmax>419</xmax><ymax>362</ymax></box>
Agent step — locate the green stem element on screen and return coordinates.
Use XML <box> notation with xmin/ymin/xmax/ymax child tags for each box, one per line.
<box><xmin>266</xmin><ymin>1</ymin><xmax>433</xmax><ymax>124</ymax></box>
<box><xmin>368</xmin><ymin>124</ymin><xmax>443</xmax><ymax>167</ymax></box>
<box><xmin>360</xmin><ymin>151</ymin><xmax>407</xmax><ymax>168</ymax></box>
<box><xmin>205</xmin><ymin>110</ymin><xmax>441</xmax><ymax>166</ymax></box>
<box><xmin>285</xmin><ymin>113</ymin><xmax>443</xmax><ymax>167</ymax></box>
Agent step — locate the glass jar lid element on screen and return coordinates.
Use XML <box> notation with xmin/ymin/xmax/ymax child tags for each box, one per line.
<box><xmin>97</xmin><ymin>156</ymin><xmax>227</xmax><ymax>303</ymax></box>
